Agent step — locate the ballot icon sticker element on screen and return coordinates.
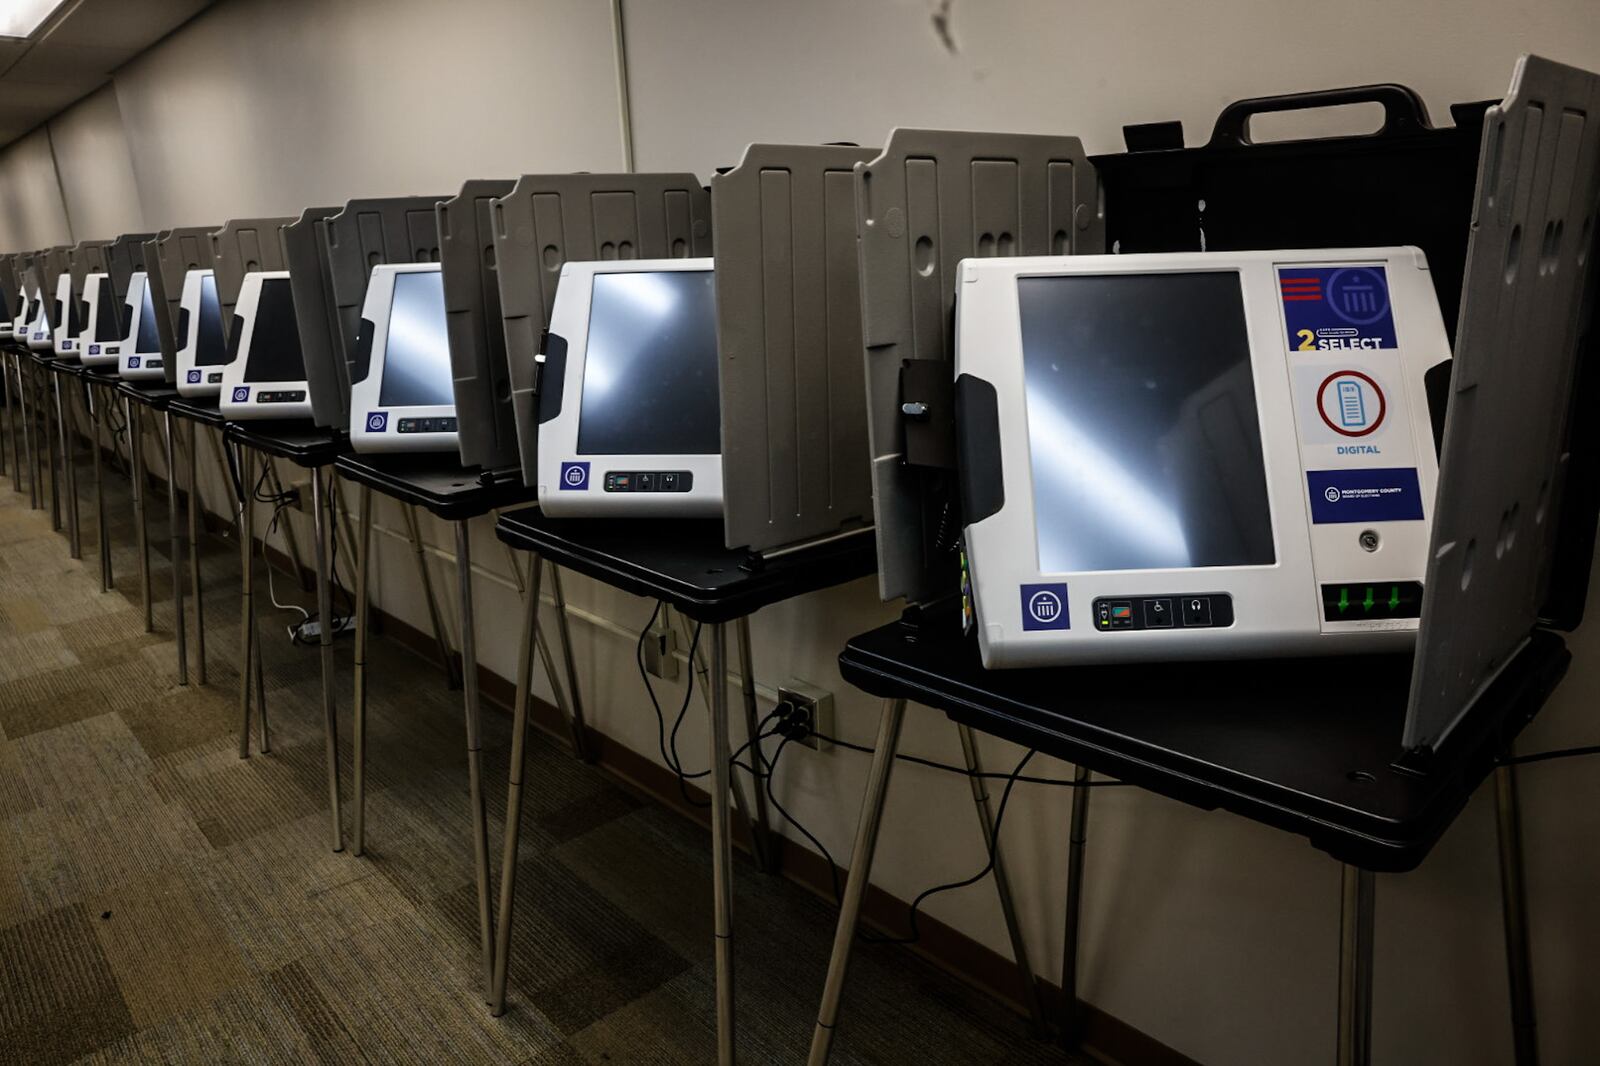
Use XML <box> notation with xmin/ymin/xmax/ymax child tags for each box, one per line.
<box><xmin>366</xmin><ymin>411</ymin><xmax>388</xmax><ymax>432</ymax></box>
<box><xmin>1315</xmin><ymin>370</ymin><xmax>1385</xmax><ymax>437</ymax></box>
<box><xmin>232</xmin><ymin>386</ymin><xmax>250</xmax><ymax>403</ymax></box>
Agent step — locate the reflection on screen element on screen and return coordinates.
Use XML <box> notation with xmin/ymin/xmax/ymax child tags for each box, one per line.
<box><xmin>378</xmin><ymin>270</ymin><xmax>453</xmax><ymax>407</ymax></box>
<box><xmin>577</xmin><ymin>270</ymin><xmax>719</xmax><ymax>456</ymax></box>
<box><xmin>135</xmin><ymin>278</ymin><xmax>161</xmax><ymax>353</ymax></box>
<box><xmin>1017</xmin><ymin>272</ymin><xmax>1275</xmax><ymax>573</ymax></box>
<box><xmin>243</xmin><ymin>278</ymin><xmax>306</xmax><ymax>383</ymax></box>
<box><xmin>195</xmin><ymin>275</ymin><xmax>227</xmax><ymax>366</ymax></box>
<box><xmin>93</xmin><ymin>279</ymin><xmax>118</xmax><ymax>340</ymax></box>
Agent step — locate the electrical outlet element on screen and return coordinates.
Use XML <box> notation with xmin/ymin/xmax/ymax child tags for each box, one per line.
<box><xmin>776</xmin><ymin>680</ymin><xmax>834</xmax><ymax>751</ymax></box>
<box><xmin>643</xmin><ymin>616</ymin><xmax>680</xmax><ymax>681</ymax></box>
<box><xmin>283</xmin><ymin>478</ymin><xmax>311</xmax><ymax>512</ymax></box>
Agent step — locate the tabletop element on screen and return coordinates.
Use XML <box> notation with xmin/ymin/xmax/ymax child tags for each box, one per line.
<box><xmin>335</xmin><ymin>453</ymin><xmax>534</xmax><ymax>522</ymax></box>
<box><xmin>837</xmin><ymin>616</ymin><xmax>1571</xmax><ymax>871</ymax></box>
<box><xmin>496</xmin><ymin>507</ymin><xmax>878</xmax><ymax>624</ymax></box>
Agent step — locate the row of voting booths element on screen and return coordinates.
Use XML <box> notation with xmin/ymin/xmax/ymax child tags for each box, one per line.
<box><xmin>1</xmin><ymin>51</ymin><xmax>1598</xmax><ymax>1066</ymax></box>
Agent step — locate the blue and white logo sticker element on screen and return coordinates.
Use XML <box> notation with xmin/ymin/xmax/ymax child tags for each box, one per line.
<box><xmin>366</xmin><ymin>411</ymin><xmax>389</xmax><ymax>432</ymax></box>
<box><xmin>127</xmin><ymin>356</ymin><xmax>141</xmax><ymax>369</ymax></box>
<box><xmin>1020</xmin><ymin>583</ymin><xmax>1070</xmax><ymax>631</ymax></box>
<box><xmin>186</xmin><ymin>370</ymin><xmax>201</xmax><ymax>384</ymax></box>
<box><xmin>61</xmin><ymin>340</ymin><xmax>72</xmax><ymax>351</ymax></box>
<box><xmin>560</xmin><ymin>461</ymin><xmax>590</xmax><ymax>491</ymax></box>
<box><xmin>1307</xmin><ymin>468</ymin><xmax>1424</xmax><ymax>524</ymax></box>
<box><xmin>232</xmin><ymin>386</ymin><xmax>250</xmax><ymax>403</ymax></box>
<box><xmin>88</xmin><ymin>344</ymin><xmax>101</xmax><ymax>355</ymax></box>
<box><xmin>1281</xmin><ymin>266</ymin><xmax>1397</xmax><ymax>351</ymax></box>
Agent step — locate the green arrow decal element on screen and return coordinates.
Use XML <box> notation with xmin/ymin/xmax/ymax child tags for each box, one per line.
<box><xmin>1362</xmin><ymin>587</ymin><xmax>1375</xmax><ymax>612</ymax></box>
<box><xmin>1338</xmin><ymin>588</ymin><xmax>1349</xmax><ymax>613</ymax></box>
<box><xmin>1388</xmin><ymin>586</ymin><xmax>1401</xmax><ymax>611</ymax></box>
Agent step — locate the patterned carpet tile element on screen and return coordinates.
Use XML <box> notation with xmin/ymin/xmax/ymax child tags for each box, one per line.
<box><xmin>0</xmin><ymin>903</ymin><xmax>136</xmax><ymax>1066</ymax></box>
<box><xmin>0</xmin><ymin>449</ymin><xmax>1087</xmax><ymax>1066</ymax></box>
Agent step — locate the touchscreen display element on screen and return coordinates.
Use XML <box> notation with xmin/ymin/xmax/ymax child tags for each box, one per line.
<box><xmin>379</xmin><ymin>270</ymin><xmax>453</xmax><ymax>407</ymax></box>
<box><xmin>577</xmin><ymin>270</ymin><xmax>719</xmax><ymax>456</ymax></box>
<box><xmin>1017</xmin><ymin>271</ymin><xmax>1275</xmax><ymax>573</ymax></box>
<box><xmin>242</xmin><ymin>278</ymin><xmax>306</xmax><ymax>383</ymax></box>
<box><xmin>92</xmin><ymin>278</ymin><xmax>118</xmax><ymax>340</ymax></box>
<box><xmin>194</xmin><ymin>274</ymin><xmax>228</xmax><ymax>366</ymax></box>
<box><xmin>134</xmin><ymin>278</ymin><xmax>160</xmax><ymax>354</ymax></box>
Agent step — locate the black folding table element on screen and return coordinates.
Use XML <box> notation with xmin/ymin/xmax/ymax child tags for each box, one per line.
<box><xmin>492</xmin><ymin>508</ymin><xmax>877</xmax><ymax>1052</ymax></box>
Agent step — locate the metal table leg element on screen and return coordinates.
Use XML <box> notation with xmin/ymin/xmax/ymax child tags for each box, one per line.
<box><xmin>4</xmin><ymin>355</ymin><xmax>19</xmax><ymax>490</ymax></box>
<box><xmin>1060</xmin><ymin>764</ymin><xmax>1093</xmax><ymax>1046</ymax></box>
<box><xmin>546</xmin><ymin>564</ymin><xmax>591</xmax><ymax>759</ymax></box>
<box><xmin>312</xmin><ymin>469</ymin><xmax>343</xmax><ymax>851</ymax></box>
<box><xmin>44</xmin><ymin>368</ymin><xmax>59</xmax><ymax>531</ymax></box>
<box><xmin>681</xmin><ymin>613</ymin><xmax>763</xmax><ymax>874</ymax></box>
<box><xmin>54</xmin><ymin>374</ymin><xmax>80</xmax><ymax>559</ymax></box>
<box><xmin>708</xmin><ymin>622</ymin><xmax>736</xmax><ymax>1066</ymax></box>
<box><xmin>404</xmin><ymin>503</ymin><xmax>460</xmax><ymax>689</ymax></box>
<box><xmin>734</xmin><ymin>617</ymin><xmax>778</xmax><ymax>873</ymax></box>
<box><xmin>454</xmin><ymin>521</ymin><xmax>495</xmax><ymax>1004</ymax></box>
<box><xmin>1496</xmin><ymin>764</ymin><xmax>1539</xmax><ymax>1065</ymax></box>
<box><xmin>954</xmin><ymin>723</ymin><xmax>1046</xmax><ymax>1034</ymax></box>
<box><xmin>809</xmin><ymin>697</ymin><xmax>908</xmax><ymax>1065</ymax></box>
<box><xmin>127</xmin><ymin>398</ymin><xmax>153</xmax><ymax>633</ymax></box>
<box><xmin>1337</xmin><ymin>865</ymin><xmax>1375</xmax><ymax>1066</ymax></box>
<box><xmin>237</xmin><ymin>446</ymin><xmax>258</xmax><ymax>758</ymax></box>
<box><xmin>0</xmin><ymin>354</ymin><xmax>10</xmax><ymax>486</ymax></box>
<box><xmin>188</xmin><ymin>421</ymin><xmax>207</xmax><ymax>685</ymax></box>
<box><xmin>165</xmin><ymin>412</ymin><xmax>188</xmax><ymax>685</ymax></box>
<box><xmin>89</xmin><ymin>385</ymin><xmax>110</xmax><ymax>591</ymax></box>
<box><xmin>19</xmin><ymin>359</ymin><xmax>38</xmax><ymax>509</ymax></box>
<box><xmin>352</xmin><ymin>485</ymin><xmax>373</xmax><ymax>856</ymax></box>
<box><xmin>259</xmin><ymin>458</ymin><xmax>307</xmax><ymax>589</ymax></box>
<box><xmin>491</xmin><ymin>554</ymin><xmax>547</xmax><ymax>1016</ymax></box>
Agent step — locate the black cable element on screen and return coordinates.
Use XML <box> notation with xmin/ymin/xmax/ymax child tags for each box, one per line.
<box><xmin>872</xmin><ymin>747</ymin><xmax>1036</xmax><ymax>945</ymax></box>
<box><xmin>637</xmin><ymin>603</ymin><xmax>711</xmax><ymax>808</ymax></box>
<box><xmin>668</xmin><ymin>622</ymin><xmax>707</xmax><ymax>780</ymax></box>
<box><xmin>811</xmin><ymin>730</ymin><xmax>1127</xmax><ymax>788</ymax></box>
<box><xmin>1500</xmin><ymin>744</ymin><xmax>1600</xmax><ymax>767</ymax></box>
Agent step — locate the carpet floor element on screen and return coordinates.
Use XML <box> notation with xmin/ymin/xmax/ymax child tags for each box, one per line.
<box><xmin>0</xmin><ymin>432</ymin><xmax>1085</xmax><ymax>1065</ymax></box>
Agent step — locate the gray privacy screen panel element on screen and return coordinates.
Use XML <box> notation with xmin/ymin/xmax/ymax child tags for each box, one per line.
<box><xmin>146</xmin><ymin>227</ymin><xmax>218</xmax><ymax>382</ymax></box>
<box><xmin>40</xmin><ymin>246</ymin><xmax>71</xmax><ymax>322</ymax></box>
<box><xmin>68</xmin><ymin>241</ymin><xmax>109</xmax><ymax>322</ymax></box>
<box><xmin>439</xmin><ymin>179</ymin><xmax>516</xmax><ymax>470</ymax></box>
<box><xmin>1405</xmin><ymin>55</ymin><xmax>1600</xmax><ymax>750</ymax></box>
<box><xmin>492</xmin><ymin>173</ymin><xmax>712</xmax><ymax>487</ymax></box>
<box><xmin>323</xmin><ymin>196</ymin><xmax>447</xmax><ymax>431</ymax></box>
<box><xmin>210</xmin><ymin>217</ymin><xmax>294</xmax><ymax>345</ymax></box>
<box><xmin>856</xmin><ymin>130</ymin><xmax>1105</xmax><ymax>604</ymax></box>
<box><xmin>282</xmin><ymin>206</ymin><xmax>344</xmax><ymax>428</ymax></box>
<box><xmin>711</xmin><ymin>143</ymin><xmax>877</xmax><ymax>552</ymax></box>
<box><xmin>105</xmin><ymin>234</ymin><xmax>156</xmax><ymax>310</ymax></box>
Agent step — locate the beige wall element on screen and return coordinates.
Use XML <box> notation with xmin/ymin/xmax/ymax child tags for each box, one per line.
<box><xmin>6</xmin><ymin>2</ymin><xmax>1600</xmax><ymax>1064</ymax></box>
<box><xmin>0</xmin><ymin>126</ymin><xmax>70</xmax><ymax>251</ymax></box>
<box><xmin>46</xmin><ymin>85</ymin><xmax>145</xmax><ymax>241</ymax></box>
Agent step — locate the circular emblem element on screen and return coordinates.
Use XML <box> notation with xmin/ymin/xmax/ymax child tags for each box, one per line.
<box><xmin>1325</xmin><ymin>486</ymin><xmax>1342</xmax><ymax>503</ymax></box>
<box><xmin>564</xmin><ymin>465</ymin><xmax>587</xmax><ymax>487</ymax></box>
<box><xmin>1326</xmin><ymin>268</ymin><xmax>1391</xmax><ymax>326</ymax></box>
<box><xmin>1027</xmin><ymin>590</ymin><xmax>1063</xmax><ymax>624</ymax></box>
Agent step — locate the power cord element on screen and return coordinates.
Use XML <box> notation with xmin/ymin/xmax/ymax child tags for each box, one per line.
<box><xmin>1499</xmin><ymin>744</ymin><xmax>1600</xmax><ymax>767</ymax></box>
<box><xmin>637</xmin><ymin>602</ymin><xmax>711</xmax><ymax>809</ymax></box>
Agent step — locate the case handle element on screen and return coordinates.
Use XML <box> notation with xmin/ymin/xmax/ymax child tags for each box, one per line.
<box><xmin>1206</xmin><ymin>84</ymin><xmax>1432</xmax><ymax>148</ymax></box>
